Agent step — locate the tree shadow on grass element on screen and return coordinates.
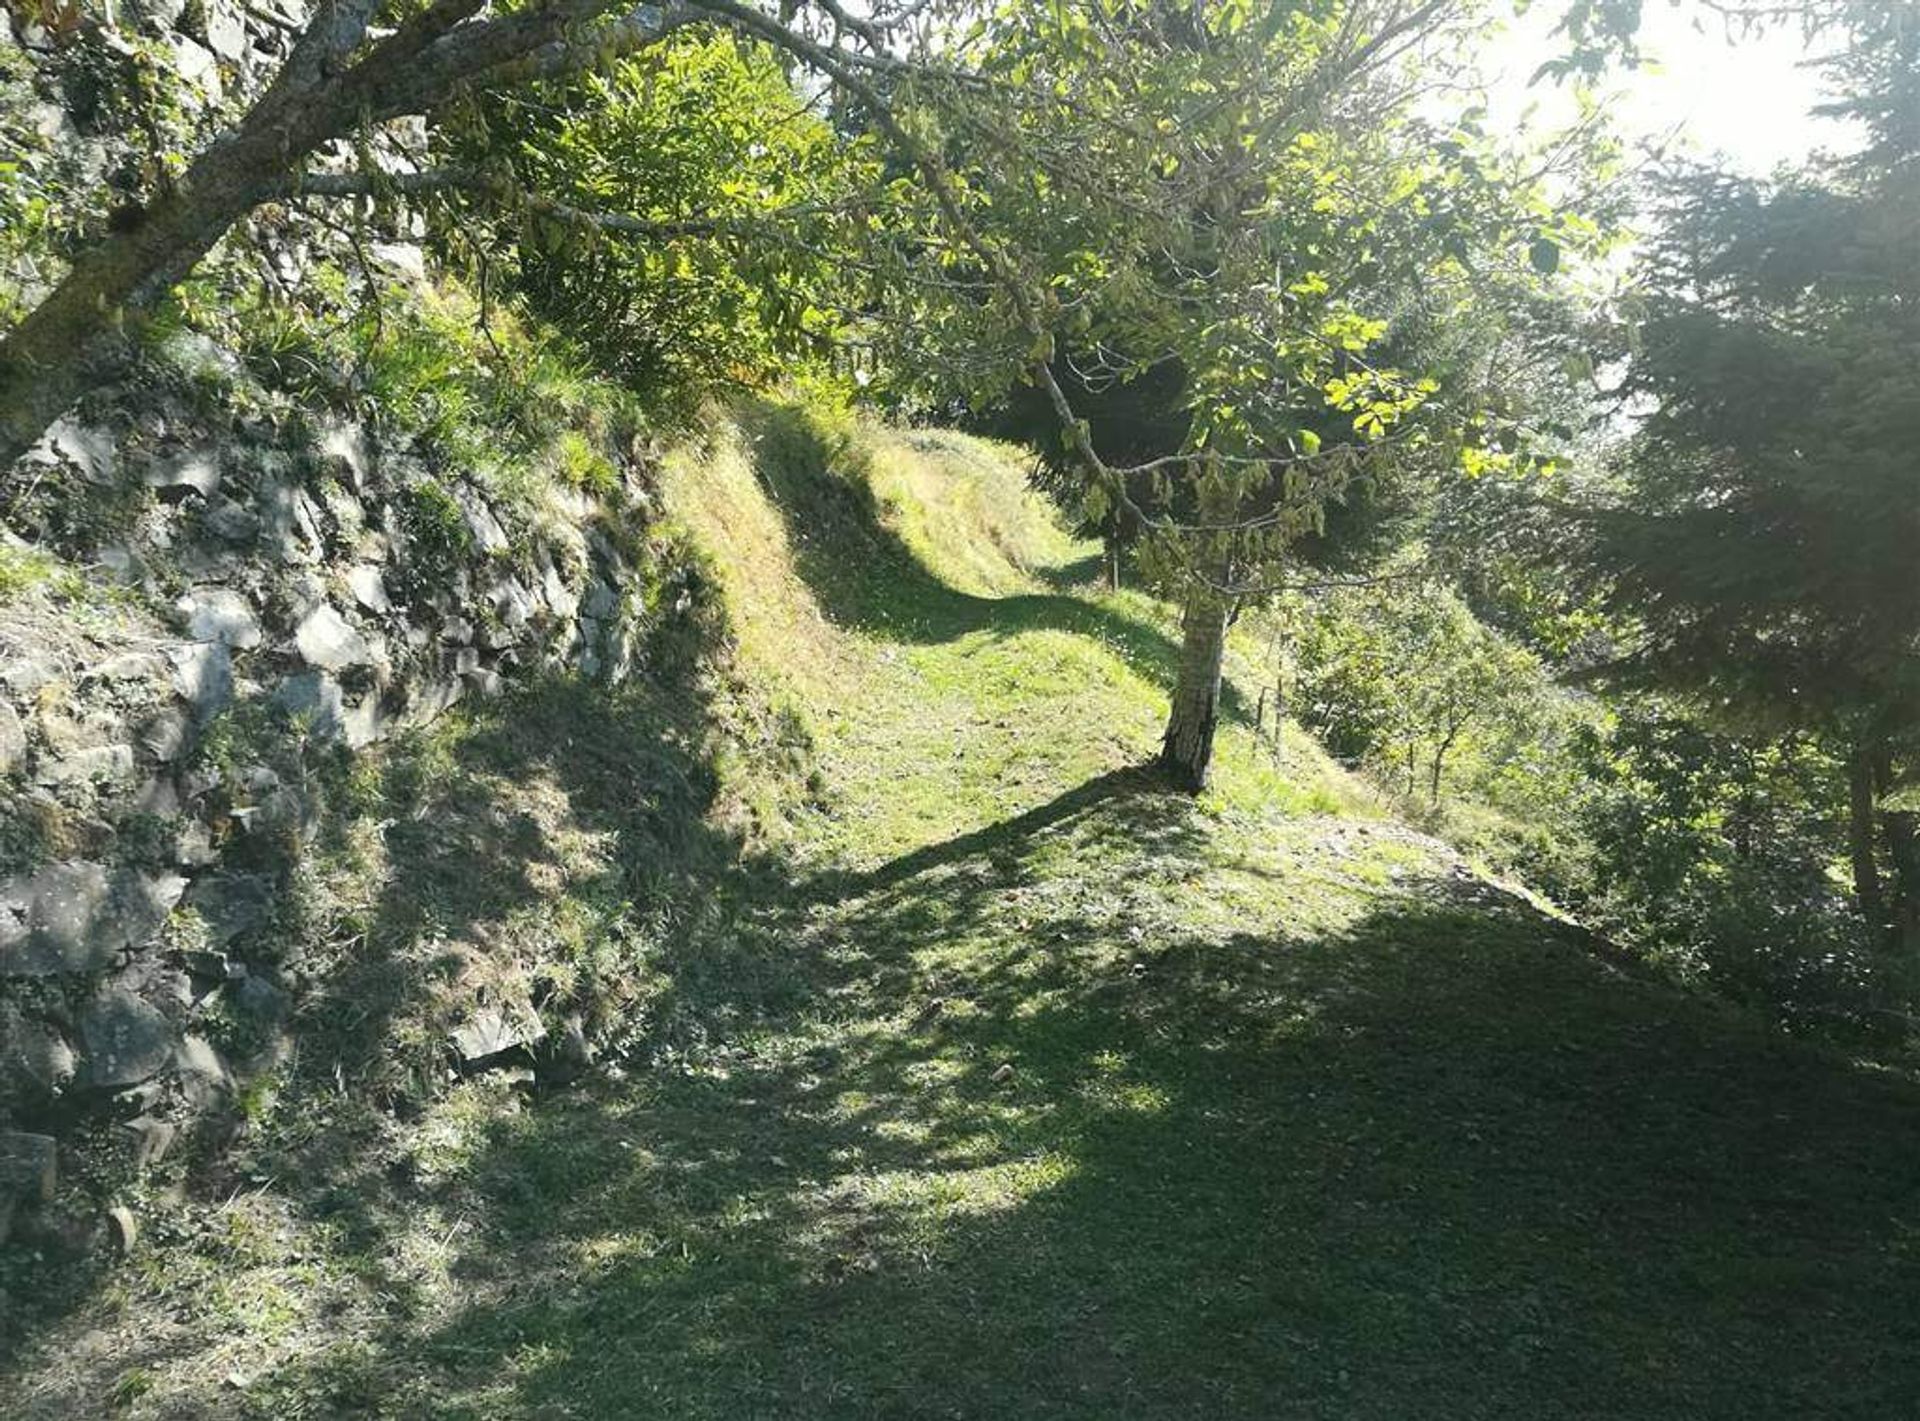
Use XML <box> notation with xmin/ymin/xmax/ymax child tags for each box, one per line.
<box><xmin>209</xmin><ymin>771</ymin><xmax>1920</xmax><ymax>1421</ymax></box>
<box><xmin>0</xmin><ymin>606</ymin><xmax>791</xmax><ymax>1399</ymax></box>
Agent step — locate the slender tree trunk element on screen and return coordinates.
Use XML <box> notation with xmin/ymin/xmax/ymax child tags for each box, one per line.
<box><xmin>1158</xmin><ymin>583</ymin><xmax>1230</xmax><ymax>793</ymax></box>
<box><xmin>1875</xmin><ymin>749</ymin><xmax>1920</xmax><ymax>960</ymax></box>
<box><xmin>1430</xmin><ymin>719</ymin><xmax>1462</xmax><ymax>806</ymax></box>
<box><xmin>1848</xmin><ymin>746</ymin><xmax>1886</xmax><ymax>936</ymax></box>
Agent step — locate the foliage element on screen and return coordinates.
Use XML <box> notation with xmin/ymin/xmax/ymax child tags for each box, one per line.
<box><xmin>1281</xmin><ymin>574</ymin><xmax>1557</xmax><ymax>808</ymax></box>
<box><xmin>157</xmin><ymin>255</ymin><xmax>644</xmax><ymax>514</ymax></box>
<box><xmin>872</xmin><ymin>0</ymin><xmax>1610</xmax><ymax>601</ymax></box>
<box><xmin>1560</xmin><ymin>706</ymin><xmax>1883</xmax><ymax>1029</ymax></box>
<box><xmin>444</xmin><ymin>31</ymin><xmax>871</xmax><ymax>412</ymax></box>
<box><xmin>1559</xmin><ymin>26</ymin><xmax>1920</xmax><ymax>956</ymax></box>
<box><xmin>1575</xmin><ymin>162</ymin><xmax>1920</xmax><ymax>744</ymax></box>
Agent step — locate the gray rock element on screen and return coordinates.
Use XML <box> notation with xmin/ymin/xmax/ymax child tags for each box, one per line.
<box><xmin>317</xmin><ymin>421</ymin><xmax>371</xmax><ymax>488</ymax></box>
<box><xmin>27</xmin><ymin>101</ymin><xmax>69</xmax><ymax>143</ymax></box>
<box><xmin>458</xmin><ymin>491</ymin><xmax>510</xmax><ymax>555</ymax></box>
<box><xmin>0</xmin><ymin>658</ymin><xmax>56</xmax><ymax>697</ymax></box>
<box><xmin>0</xmin><ymin>702</ymin><xmax>25</xmax><ymax>774</ymax></box>
<box><xmin>119</xmin><ymin>870</ymin><xmax>188</xmax><ymax>948</ymax></box>
<box><xmin>489</xmin><ymin>575</ymin><xmax>538</xmax><ymax>628</ymax></box>
<box><xmin>284</xmin><ymin>568</ymin><xmax>329</xmax><ymax>619</ymax></box>
<box><xmin>155</xmin><ymin>329</ymin><xmax>242</xmax><ymax>385</ymax></box>
<box><xmin>0</xmin><ymin>862</ymin><xmax>185</xmax><ymax>975</ymax></box>
<box><xmin>368</xmin><ymin>242</ymin><xmax>429</xmax><ymax>284</ymax></box>
<box><xmin>36</xmin><ymin>744</ymin><xmax>135</xmax><ymax>789</ymax></box>
<box><xmin>323</xmin><ymin>485</ymin><xmax>366</xmax><ymax>542</ymax></box>
<box><xmin>175</xmin><ymin>820</ymin><xmax>217</xmax><ymax>868</ymax></box>
<box><xmin>185</xmin><ymin>874</ymin><xmax>272</xmax><ymax>947</ymax></box>
<box><xmin>166</xmin><ymin>34</ymin><xmax>222</xmax><ymax>102</ymax></box>
<box><xmin>140</xmin><ymin>704</ymin><xmax>193</xmax><ymax>762</ymax></box>
<box><xmin>342</xmin><ymin>693</ymin><xmax>389</xmax><ymax>750</ymax></box>
<box><xmin>123</xmin><ymin>0</ymin><xmax>187</xmax><ymax>30</ymax></box>
<box><xmin>583</xmin><ymin>582</ymin><xmax>620</xmax><ymax>619</ymax></box>
<box><xmin>119</xmin><ymin>1116</ymin><xmax>176</xmax><ymax>1169</ymax></box>
<box><xmin>173</xmin><ymin>1034</ymin><xmax>232</xmax><ymax>1110</ymax></box>
<box><xmin>79</xmin><ymin>988</ymin><xmax>178</xmax><ymax>1088</ymax></box>
<box><xmin>28</xmin><ymin>419</ymin><xmax>118</xmax><ymax>486</ymax></box>
<box><xmin>275</xmin><ymin>669</ymin><xmax>345</xmax><ymax>739</ymax></box>
<box><xmin>294</xmin><ymin>604</ymin><xmax>373</xmax><ymax>670</ymax></box>
<box><xmin>96</xmin><ymin>546</ymin><xmax>142</xmax><ymax>582</ymax></box>
<box><xmin>133</xmin><ymin>774</ymin><xmax>181</xmax><ymax>817</ymax></box>
<box><xmin>203</xmin><ymin>0</ymin><xmax>247</xmax><ymax>61</ymax></box>
<box><xmin>439</xmin><ymin>615</ymin><xmax>475</xmax><ymax>645</ymax></box>
<box><xmin>402</xmin><ymin>676</ymin><xmax>464</xmax><ymax>728</ymax></box>
<box><xmin>204</xmin><ymin>497</ymin><xmax>261</xmax><ymax>544</ymax></box>
<box><xmin>145</xmin><ymin>447</ymin><xmax>221</xmax><ymax>499</ymax></box>
<box><xmin>38</xmin><ymin>699</ymin><xmax>114</xmax><ymax>755</ymax></box>
<box><xmin>539</xmin><ymin>558</ymin><xmax>577</xmax><ymax>618</ymax></box>
<box><xmin>1</xmin><ymin>1007</ymin><xmax>75</xmax><ymax>1092</ymax></box>
<box><xmin>0</xmin><ymin>861</ymin><xmax>110</xmax><ymax>974</ymax></box>
<box><xmin>233</xmin><ymin>972</ymin><xmax>289</xmax><ymax>1026</ymax></box>
<box><xmin>107</xmin><ymin>1202</ymin><xmax>138</xmax><ymax>1255</ymax></box>
<box><xmin>450</xmin><ymin>1007</ymin><xmax>545</xmax><ymax>1063</ymax></box>
<box><xmin>87</xmin><ymin>650</ymin><xmax>168</xmax><ymax>683</ymax></box>
<box><xmin>346</xmin><ymin>563</ymin><xmax>391</xmax><ymax>615</ymax></box>
<box><xmin>242</xmin><ymin>783</ymin><xmax>314</xmax><ymax>840</ymax></box>
<box><xmin>292</xmin><ymin>491</ymin><xmax>327</xmax><ymax>555</ymax></box>
<box><xmin>168</xmin><ymin>641</ymin><xmax>233</xmax><ymax>719</ymax></box>
<box><xmin>0</xmin><ymin>1132</ymin><xmax>57</xmax><ymax>1244</ymax></box>
<box><xmin>256</xmin><ymin>476</ymin><xmax>314</xmax><ymax>564</ymax></box>
<box><xmin>178</xmin><ymin>586</ymin><xmax>262</xmax><ymax>649</ymax></box>
<box><xmin>0</xmin><ymin>1133</ymin><xmax>57</xmax><ymax>1199</ymax></box>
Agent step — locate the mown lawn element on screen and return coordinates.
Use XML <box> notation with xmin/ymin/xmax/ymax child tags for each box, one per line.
<box><xmin>8</xmin><ymin>405</ymin><xmax>1920</xmax><ymax>1418</ymax></box>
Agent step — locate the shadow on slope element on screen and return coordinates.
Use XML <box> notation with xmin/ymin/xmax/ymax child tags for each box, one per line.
<box><xmin>231</xmin><ymin>774</ymin><xmax>1920</xmax><ymax>1421</ymax></box>
<box><xmin>734</xmin><ymin>401</ymin><xmax>1248</xmax><ymax>719</ymax></box>
<box><xmin>0</xmin><ymin>603</ymin><xmax>794</xmax><ymax>1392</ymax></box>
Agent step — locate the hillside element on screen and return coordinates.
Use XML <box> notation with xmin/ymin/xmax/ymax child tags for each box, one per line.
<box><xmin>7</xmin><ymin>401</ymin><xmax>1920</xmax><ymax>1418</ymax></box>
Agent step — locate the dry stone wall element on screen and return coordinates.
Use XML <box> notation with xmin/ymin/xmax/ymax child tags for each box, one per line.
<box><xmin>0</xmin><ymin>338</ymin><xmax>665</xmax><ymax>1240</ymax></box>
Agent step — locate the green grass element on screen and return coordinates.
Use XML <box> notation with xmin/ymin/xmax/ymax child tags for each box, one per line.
<box><xmin>7</xmin><ymin>399</ymin><xmax>1920</xmax><ymax>1418</ymax></box>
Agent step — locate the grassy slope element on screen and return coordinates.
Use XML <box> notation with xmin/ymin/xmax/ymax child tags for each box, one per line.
<box><xmin>10</xmin><ymin>402</ymin><xmax>1920</xmax><ymax>1418</ymax></box>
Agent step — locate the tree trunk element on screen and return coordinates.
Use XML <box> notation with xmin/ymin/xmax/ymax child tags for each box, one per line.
<box><xmin>1849</xmin><ymin>746</ymin><xmax>1886</xmax><ymax>935</ymax></box>
<box><xmin>0</xmin><ymin>0</ymin><xmax>678</xmax><ymax>470</ymax></box>
<box><xmin>1430</xmin><ymin>721</ymin><xmax>1461</xmax><ymax>807</ymax></box>
<box><xmin>1158</xmin><ymin>583</ymin><xmax>1230</xmax><ymax>793</ymax></box>
<box><xmin>0</xmin><ymin>183</ymin><xmax>258</xmax><ymax>469</ymax></box>
<box><xmin>0</xmin><ymin>0</ymin><xmax>393</xmax><ymax>470</ymax></box>
<box><xmin>1875</xmin><ymin>749</ymin><xmax>1920</xmax><ymax>961</ymax></box>
<box><xmin>1104</xmin><ymin>523</ymin><xmax>1122</xmax><ymax>592</ymax></box>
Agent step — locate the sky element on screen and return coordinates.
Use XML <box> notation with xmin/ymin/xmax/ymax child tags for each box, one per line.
<box><xmin>1479</xmin><ymin>2</ymin><xmax>1863</xmax><ymax>175</ymax></box>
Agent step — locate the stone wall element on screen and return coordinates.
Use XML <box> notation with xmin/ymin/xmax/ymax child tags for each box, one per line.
<box><xmin>0</xmin><ymin>333</ymin><xmax>664</xmax><ymax>1241</ymax></box>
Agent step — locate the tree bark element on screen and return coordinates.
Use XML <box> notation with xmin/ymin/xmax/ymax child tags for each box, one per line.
<box><xmin>0</xmin><ymin>170</ymin><xmax>264</xmax><ymax>468</ymax></box>
<box><xmin>1848</xmin><ymin>745</ymin><xmax>1885</xmax><ymax>936</ymax></box>
<box><xmin>1157</xmin><ymin>582</ymin><xmax>1230</xmax><ymax>793</ymax></box>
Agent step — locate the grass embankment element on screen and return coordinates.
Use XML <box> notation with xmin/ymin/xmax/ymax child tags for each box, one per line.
<box><xmin>8</xmin><ymin>399</ymin><xmax>1920</xmax><ymax>1419</ymax></box>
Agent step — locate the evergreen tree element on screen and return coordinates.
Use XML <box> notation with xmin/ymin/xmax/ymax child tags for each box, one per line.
<box><xmin>1572</xmin><ymin>86</ymin><xmax>1920</xmax><ymax>954</ymax></box>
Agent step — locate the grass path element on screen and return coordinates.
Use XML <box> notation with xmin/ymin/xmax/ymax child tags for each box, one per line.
<box><xmin>9</xmin><ymin>404</ymin><xmax>1920</xmax><ymax>1417</ymax></box>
